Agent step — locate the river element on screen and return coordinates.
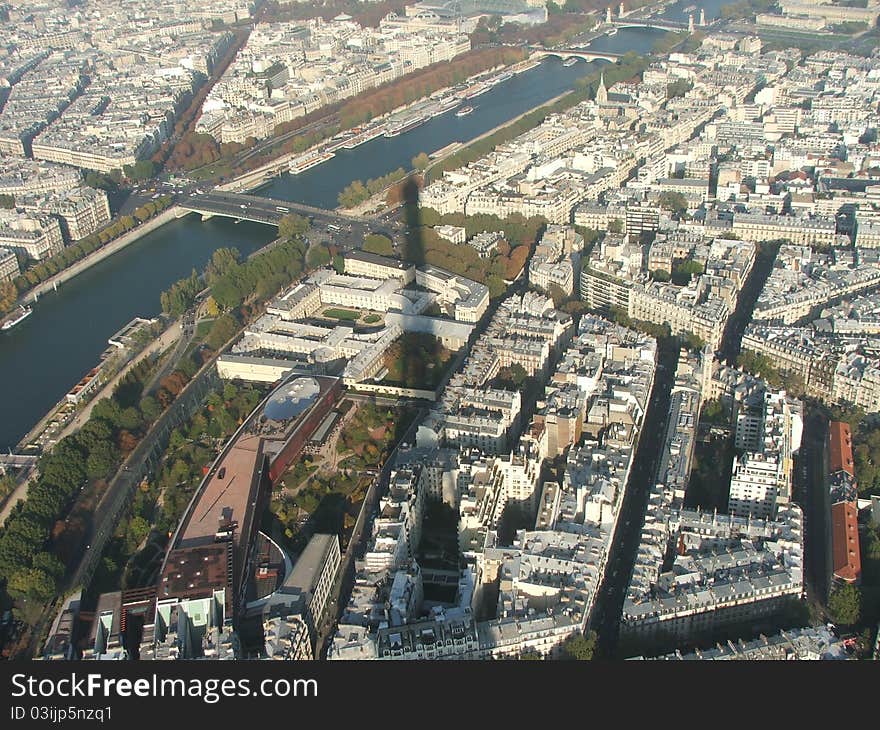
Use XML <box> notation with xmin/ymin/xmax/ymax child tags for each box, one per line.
<box><xmin>0</xmin><ymin>26</ymin><xmax>671</xmax><ymax>451</ymax></box>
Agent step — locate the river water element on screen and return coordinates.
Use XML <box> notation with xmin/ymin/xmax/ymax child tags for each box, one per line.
<box><xmin>0</xmin><ymin>26</ymin><xmax>672</xmax><ymax>450</ymax></box>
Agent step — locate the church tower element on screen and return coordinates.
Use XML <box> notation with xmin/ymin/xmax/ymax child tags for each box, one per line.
<box><xmin>596</xmin><ymin>72</ymin><xmax>608</xmax><ymax>104</ymax></box>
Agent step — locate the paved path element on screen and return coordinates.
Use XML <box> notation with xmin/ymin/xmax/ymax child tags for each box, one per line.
<box><xmin>142</xmin><ymin>312</ymin><xmax>195</xmax><ymax>395</ymax></box>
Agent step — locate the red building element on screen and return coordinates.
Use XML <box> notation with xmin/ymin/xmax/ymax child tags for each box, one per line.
<box><xmin>831</xmin><ymin>501</ymin><xmax>861</xmax><ymax>585</ymax></box>
<box><xmin>828</xmin><ymin>420</ymin><xmax>855</xmax><ymax>477</ymax></box>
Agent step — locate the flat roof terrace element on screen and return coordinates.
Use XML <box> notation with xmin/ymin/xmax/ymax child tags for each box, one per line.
<box><xmin>178</xmin><ymin>433</ymin><xmax>264</xmax><ymax>550</ymax></box>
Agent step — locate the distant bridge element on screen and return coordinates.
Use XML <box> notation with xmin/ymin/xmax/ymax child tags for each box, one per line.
<box><xmin>611</xmin><ymin>18</ymin><xmax>689</xmax><ymax>31</ymax></box>
<box><xmin>530</xmin><ymin>47</ymin><xmax>622</xmax><ymax>63</ymax></box>
<box><xmin>178</xmin><ymin>190</ymin><xmax>371</xmax><ymax>226</ymax></box>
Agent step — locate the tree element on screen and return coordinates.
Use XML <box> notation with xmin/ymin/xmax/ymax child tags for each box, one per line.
<box><xmin>204</xmin><ymin>296</ymin><xmax>220</xmax><ymax>317</ymax></box>
<box><xmin>487</xmin><ymin>274</ymin><xmax>506</xmax><ymax>299</ymax></box>
<box><xmin>608</xmin><ymin>218</ymin><xmax>624</xmax><ymax>234</ymax></box>
<box><xmin>676</xmin><ymin>259</ymin><xmax>704</xmax><ymax>276</ymax></box>
<box><xmin>560</xmin><ymin>631</ymin><xmax>597</xmax><ymax>660</ymax></box>
<box><xmin>548</xmin><ymin>283</ymin><xmax>569</xmax><ymax>309</ymax></box>
<box><xmin>0</xmin><ymin>280</ymin><xmax>17</xmax><ymax>314</ymax></box>
<box><xmin>828</xmin><ymin>583</ymin><xmax>861</xmax><ymax>626</ymax></box>
<box><xmin>737</xmin><ymin>350</ymin><xmax>785</xmax><ymax>388</ymax></box>
<box><xmin>682</xmin><ymin>332</ymin><xmax>705</xmax><ymax>351</ymax></box>
<box><xmin>278</xmin><ymin>214</ymin><xmax>309</xmax><ymax>240</ymax></box>
<box><xmin>32</xmin><ymin>551</ymin><xmax>64</xmax><ymax>579</ymax></box>
<box><xmin>160</xmin><ymin>269</ymin><xmax>202</xmax><ymax>317</ymax></box>
<box><xmin>667</xmin><ymin>78</ymin><xmax>693</xmax><ymax>99</ymax></box>
<box><xmin>139</xmin><ymin>395</ymin><xmax>162</xmax><ymax>423</ymax></box>
<box><xmin>86</xmin><ymin>440</ymin><xmax>119</xmax><ymax>481</ymax></box>
<box><xmin>651</xmin><ymin>268</ymin><xmax>671</xmax><ymax>282</ymax></box>
<box><xmin>0</xmin><ymin>193</ymin><xmax>14</xmax><ymax>208</ymax></box>
<box><xmin>204</xmin><ymin>247</ymin><xmax>241</xmax><ymax>284</ymax></box>
<box><xmin>128</xmin><ymin>516</ymin><xmax>151</xmax><ymax>548</ymax></box>
<box><xmin>700</xmin><ymin>398</ymin><xmax>728</xmax><ymax>425</ymax></box>
<box><xmin>658</xmin><ymin>191</ymin><xmax>689</xmax><ymax>218</ymax></box>
<box><xmin>6</xmin><ymin>567</ymin><xmax>57</xmax><ymax>602</ymax></box>
<box><xmin>519</xmin><ymin>651</ymin><xmax>543</xmax><ymax>660</ymax></box>
<box><xmin>118</xmin><ymin>406</ymin><xmax>143</xmax><ymax>431</ymax></box>
<box><xmin>497</xmin><ymin>363</ymin><xmax>528</xmax><ymax>388</ymax></box>
<box><xmin>123</xmin><ymin>159</ymin><xmax>155</xmax><ymax>182</ymax></box>
<box><xmin>89</xmin><ymin>399</ymin><xmax>123</xmax><ymax>430</ymax></box>
<box><xmin>306</xmin><ymin>244</ymin><xmax>331</xmax><ymax>270</ymax></box>
<box><xmin>412</xmin><ymin>152</ymin><xmax>431</xmax><ymax>171</ymax></box>
<box><xmin>85</xmin><ymin>171</ymin><xmax>118</xmax><ymax>191</ymax></box>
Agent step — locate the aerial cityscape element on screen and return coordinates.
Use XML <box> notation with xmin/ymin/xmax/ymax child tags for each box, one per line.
<box><xmin>1</xmin><ymin>0</ymin><xmax>879</xmax><ymax>665</ymax></box>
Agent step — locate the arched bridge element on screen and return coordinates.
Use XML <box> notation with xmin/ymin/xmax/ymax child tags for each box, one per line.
<box><xmin>177</xmin><ymin>190</ymin><xmax>371</xmax><ymax>226</ymax></box>
<box><xmin>612</xmin><ymin>18</ymin><xmax>688</xmax><ymax>31</ymax></box>
<box><xmin>530</xmin><ymin>47</ymin><xmax>622</xmax><ymax>63</ymax></box>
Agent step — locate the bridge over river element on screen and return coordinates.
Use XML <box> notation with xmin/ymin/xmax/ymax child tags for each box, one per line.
<box><xmin>529</xmin><ymin>47</ymin><xmax>623</xmax><ymax>63</ymax></box>
<box><xmin>178</xmin><ymin>190</ymin><xmax>372</xmax><ymax>226</ymax></box>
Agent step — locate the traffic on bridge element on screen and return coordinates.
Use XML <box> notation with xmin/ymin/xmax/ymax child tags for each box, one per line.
<box><xmin>179</xmin><ymin>190</ymin><xmax>372</xmax><ymax>226</ymax></box>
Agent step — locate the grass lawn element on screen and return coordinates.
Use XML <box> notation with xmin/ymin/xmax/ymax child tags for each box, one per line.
<box><xmin>194</xmin><ymin>319</ymin><xmax>214</xmax><ymax>340</ymax></box>
<box><xmin>323</xmin><ymin>308</ymin><xmax>360</xmax><ymax>321</ymax></box>
<box><xmin>363</xmin><ymin>313</ymin><xmax>381</xmax><ymax>324</ymax></box>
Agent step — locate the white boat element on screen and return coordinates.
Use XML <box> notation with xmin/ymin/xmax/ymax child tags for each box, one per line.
<box><xmin>465</xmin><ymin>83</ymin><xmax>491</xmax><ymax>100</ymax></box>
<box><xmin>563</xmin><ymin>57</ymin><xmax>579</xmax><ymax>67</ymax></box>
<box><xmin>455</xmin><ymin>106</ymin><xmax>474</xmax><ymax>117</ymax></box>
<box><xmin>431</xmin><ymin>97</ymin><xmax>461</xmax><ymax>117</ymax></box>
<box><xmin>607</xmin><ymin>27</ymin><xmax>618</xmax><ymax>36</ymax></box>
<box><xmin>341</xmin><ymin>127</ymin><xmax>384</xmax><ymax>149</ymax></box>
<box><xmin>1</xmin><ymin>305</ymin><xmax>32</xmax><ymax>331</ymax></box>
<box><xmin>384</xmin><ymin>115</ymin><xmax>428</xmax><ymax>137</ymax></box>
<box><xmin>289</xmin><ymin>151</ymin><xmax>335</xmax><ymax>174</ymax></box>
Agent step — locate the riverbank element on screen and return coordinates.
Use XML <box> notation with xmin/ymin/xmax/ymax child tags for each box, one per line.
<box><xmin>340</xmin><ymin>87</ymin><xmax>576</xmax><ymax>218</ymax></box>
<box><xmin>20</xmin><ymin>206</ymin><xmax>182</xmax><ymax>305</ymax></box>
<box><xmin>223</xmin><ymin>56</ymin><xmax>555</xmax><ymax>197</ymax></box>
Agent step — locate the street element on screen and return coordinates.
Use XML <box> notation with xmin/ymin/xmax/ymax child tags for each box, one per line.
<box><xmin>590</xmin><ymin>337</ymin><xmax>678</xmax><ymax>658</ymax></box>
<box><xmin>801</xmin><ymin>409</ymin><xmax>831</xmax><ymax>610</ymax></box>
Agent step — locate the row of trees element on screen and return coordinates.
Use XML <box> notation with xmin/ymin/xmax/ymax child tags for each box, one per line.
<box><xmin>6</xmin><ymin>196</ymin><xmax>173</xmax><ymax>313</ymax></box>
<box><xmin>736</xmin><ymin>349</ymin><xmax>805</xmax><ymax>395</ymax></box>
<box><xmin>1</xmin><ymin>213</ymin><xmax>319</xmax><ymax>617</ymax></box>
<box><xmin>471</xmin><ymin>11</ymin><xmax>594</xmax><ymax>48</ymax></box>
<box><xmin>160</xmin><ymin>216</ymin><xmax>319</xmax><ymax>322</ymax></box>
<box><xmin>160</xmin><ymin>270</ymin><xmax>202</xmax><ymax>318</ymax></box>
<box><xmin>0</xmin><ymin>358</ymin><xmax>156</xmax><ymax>605</ymax></box>
<box><xmin>336</xmin><ymin>46</ymin><xmax>527</xmax><ymax>130</ymax></box>
<box><xmin>843</xmin><ymin>415</ymin><xmax>880</xmax><ymax>497</ymax></box>
<box><xmin>153</xmin><ymin>30</ymin><xmax>249</xmax><ymax>174</ymax></box>
<box><xmin>337</xmin><ymin>168</ymin><xmax>406</xmax><ymax>209</ymax></box>
<box><xmin>208</xmin><ymin>236</ymin><xmax>308</xmax><ymax>311</ymax></box>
